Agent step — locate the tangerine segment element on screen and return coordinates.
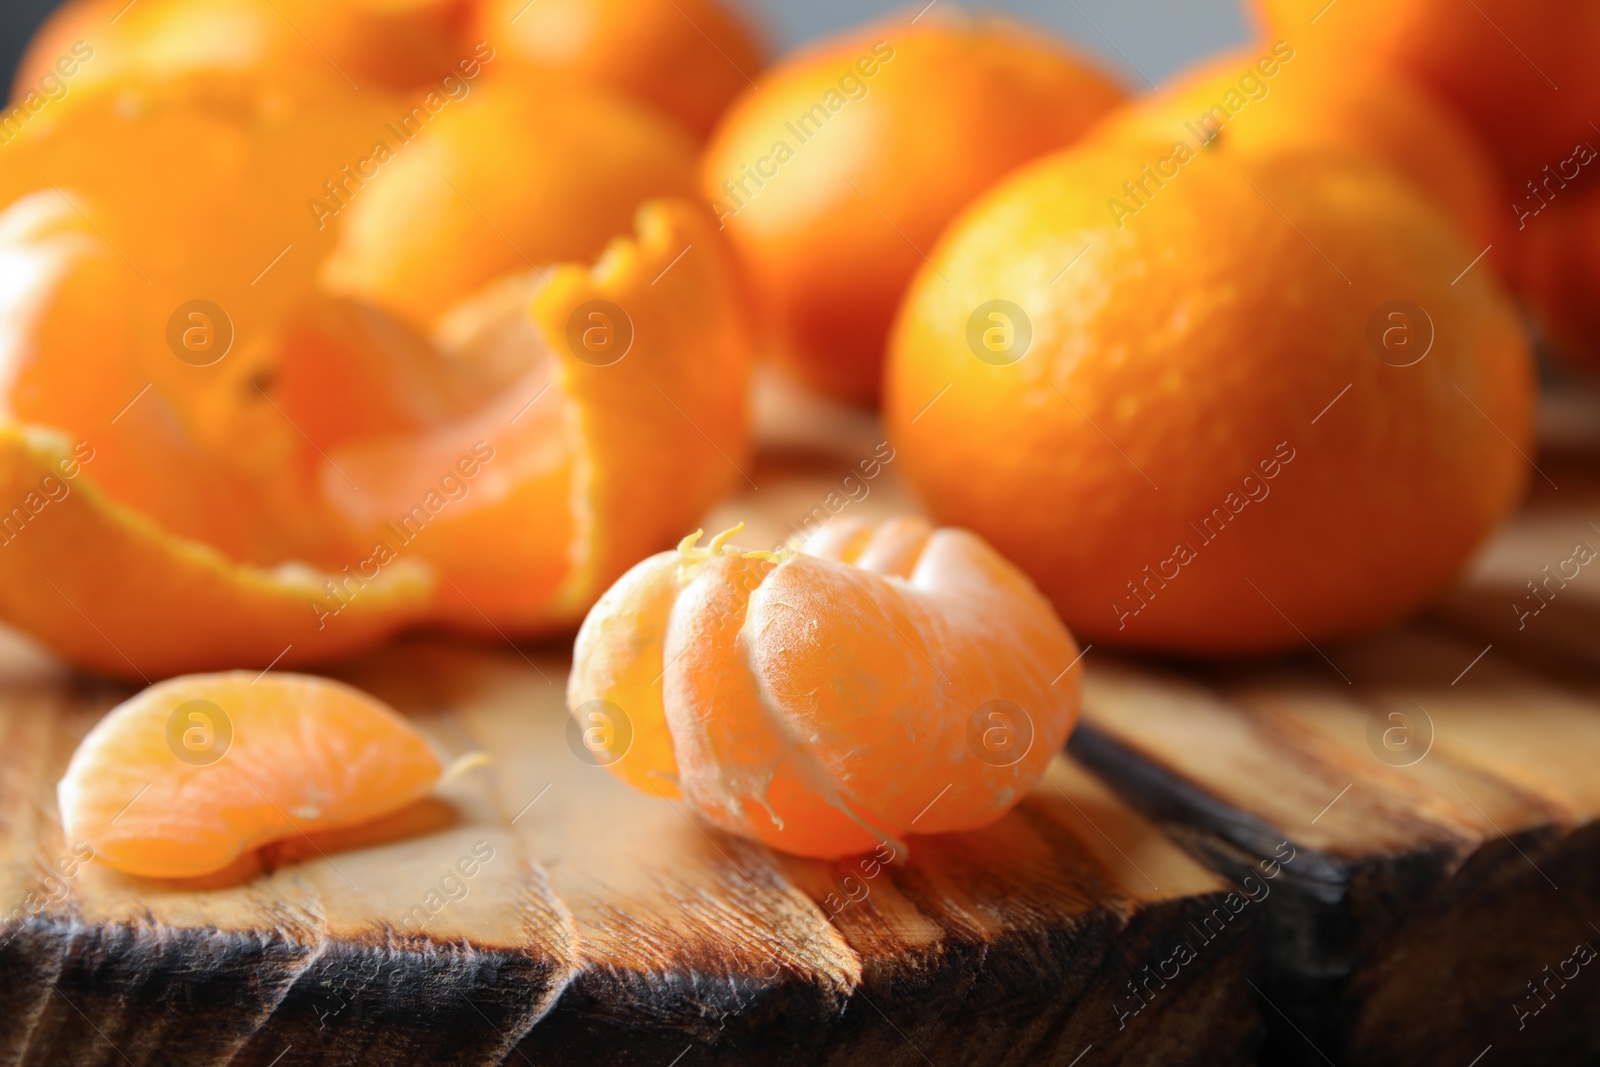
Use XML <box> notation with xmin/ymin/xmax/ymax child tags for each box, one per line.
<box><xmin>0</xmin><ymin>426</ymin><xmax>432</xmax><ymax>681</ymax></box>
<box><xmin>321</xmin><ymin>77</ymin><xmax>700</xmax><ymax>329</ymax></box>
<box><xmin>569</xmin><ymin>517</ymin><xmax>1082</xmax><ymax>858</ymax></box>
<box><xmin>475</xmin><ymin>0</ymin><xmax>766</xmax><ymax>140</ymax></box>
<box><xmin>700</xmin><ymin>10</ymin><xmax>1125</xmax><ymax>403</ymax></box>
<box><xmin>58</xmin><ymin>672</ymin><xmax>441</xmax><ymax>879</ymax></box>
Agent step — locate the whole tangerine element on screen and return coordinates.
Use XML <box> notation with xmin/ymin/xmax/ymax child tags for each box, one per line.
<box><xmin>320</xmin><ymin>74</ymin><xmax>700</xmax><ymax>329</ymax></box>
<box><xmin>13</xmin><ymin>0</ymin><xmax>477</xmax><ymax>99</ymax></box>
<box><xmin>1093</xmin><ymin>46</ymin><xmax>1511</xmax><ymax>281</ymax></box>
<box><xmin>885</xmin><ymin>138</ymin><xmax>1535</xmax><ymax>654</ymax></box>
<box><xmin>1522</xmin><ymin>187</ymin><xmax>1600</xmax><ymax>367</ymax></box>
<box><xmin>1251</xmin><ymin>0</ymin><xmax>1600</xmax><ymax>187</ymax></box>
<box><xmin>474</xmin><ymin>0</ymin><xmax>765</xmax><ymax>140</ymax></box>
<box><xmin>701</xmin><ymin>9</ymin><xmax>1125</xmax><ymax>404</ymax></box>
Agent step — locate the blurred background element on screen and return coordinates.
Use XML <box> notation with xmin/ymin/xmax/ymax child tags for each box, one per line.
<box><xmin>0</xmin><ymin>0</ymin><xmax>1250</xmax><ymax>93</ymax></box>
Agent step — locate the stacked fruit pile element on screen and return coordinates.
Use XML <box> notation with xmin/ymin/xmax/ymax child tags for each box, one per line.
<box><xmin>10</xmin><ymin>0</ymin><xmax>1591</xmax><ymax>869</ymax></box>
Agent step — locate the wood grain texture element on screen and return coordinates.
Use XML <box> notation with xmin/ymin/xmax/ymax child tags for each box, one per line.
<box><xmin>5</xmin><ymin>377</ymin><xmax>1600</xmax><ymax>1065</ymax></box>
<box><xmin>1074</xmin><ymin>449</ymin><xmax>1600</xmax><ymax>1066</ymax></box>
<box><xmin>0</xmin><ymin>630</ymin><xmax>1260</xmax><ymax>1066</ymax></box>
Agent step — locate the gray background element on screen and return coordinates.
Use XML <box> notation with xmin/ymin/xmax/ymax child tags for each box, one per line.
<box><xmin>0</xmin><ymin>0</ymin><xmax>1250</xmax><ymax>95</ymax></box>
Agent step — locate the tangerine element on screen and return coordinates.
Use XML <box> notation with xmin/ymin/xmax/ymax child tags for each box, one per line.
<box><xmin>58</xmin><ymin>672</ymin><xmax>441</xmax><ymax>878</ymax></box>
<box><xmin>15</xmin><ymin>0</ymin><xmax>477</xmax><ymax>98</ymax></box>
<box><xmin>1093</xmin><ymin>46</ymin><xmax>1510</xmax><ymax>278</ymax></box>
<box><xmin>1251</xmin><ymin>0</ymin><xmax>1600</xmax><ymax>185</ymax></box>
<box><xmin>320</xmin><ymin>74</ymin><xmax>701</xmax><ymax>330</ymax></box>
<box><xmin>0</xmin><ymin>72</ymin><xmax>753</xmax><ymax>673</ymax></box>
<box><xmin>569</xmin><ymin>517</ymin><xmax>1083</xmax><ymax>857</ymax></box>
<box><xmin>474</xmin><ymin>0</ymin><xmax>765</xmax><ymax>140</ymax></box>
<box><xmin>700</xmin><ymin>10</ymin><xmax>1125</xmax><ymax>404</ymax></box>
<box><xmin>885</xmin><ymin>138</ymin><xmax>1534</xmax><ymax>653</ymax></box>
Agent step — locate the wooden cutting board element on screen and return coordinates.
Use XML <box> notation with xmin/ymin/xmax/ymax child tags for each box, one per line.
<box><xmin>1</xmin><ymin>376</ymin><xmax>1598</xmax><ymax>1066</ymax></box>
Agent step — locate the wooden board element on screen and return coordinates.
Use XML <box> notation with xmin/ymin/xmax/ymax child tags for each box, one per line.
<box><xmin>0</xmin><ymin>638</ymin><xmax>1262</xmax><ymax>1066</ymax></box>
<box><xmin>2</xmin><ymin>372</ymin><xmax>1599</xmax><ymax>1065</ymax></box>
<box><xmin>1074</xmin><ymin>443</ymin><xmax>1600</xmax><ymax>1066</ymax></box>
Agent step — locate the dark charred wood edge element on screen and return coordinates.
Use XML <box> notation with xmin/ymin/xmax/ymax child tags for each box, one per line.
<box><xmin>0</xmin><ymin>827</ymin><xmax>1268</xmax><ymax>1066</ymax></box>
<box><xmin>1067</xmin><ymin>718</ymin><xmax>1600</xmax><ymax>1066</ymax></box>
<box><xmin>0</xmin><ymin>916</ymin><xmax>565</xmax><ymax>1067</ymax></box>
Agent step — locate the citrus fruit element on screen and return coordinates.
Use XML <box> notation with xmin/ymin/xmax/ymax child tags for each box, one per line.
<box><xmin>324</xmin><ymin>198</ymin><xmax>756</xmax><ymax>635</ymax></box>
<box><xmin>568</xmin><ymin>517</ymin><xmax>1083</xmax><ymax>858</ymax></box>
<box><xmin>0</xmin><ymin>68</ymin><xmax>753</xmax><ymax>673</ymax></box>
<box><xmin>14</xmin><ymin>0</ymin><xmax>478</xmax><ymax>99</ymax></box>
<box><xmin>0</xmin><ymin>72</ymin><xmax>404</xmax><ymax>566</ymax></box>
<box><xmin>1093</xmin><ymin>46</ymin><xmax>1509</xmax><ymax>277</ymax></box>
<box><xmin>1522</xmin><ymin>187</ymin><xmax>1600</xmax><ymax>366</ymax></box>
<box><xmin>320</xmin><ymin>74</ymin><xmax>700</xmax><ymax>329</ymax></box>
<box><xmin>0</xmin><ymin>428</ymin><xmax>432</xmax><ymax>680</ymax></box>
<box><xmin>700</xmin><ymin>10</ymin><xmax>1125</xmax><ymax>404</ymax></box>
<box><xmin>885</xmin><ymin>139</ymin><xmax>1535</xmax><ymax>654</ymax></box>
<box><xmin>1251</xmin><ymin>0</ymin><xmax>1600</xmax><ymax>184</ymax></box>
<box><xmin>475</xmin><ymin>0</ymin><xmax>765</xmax><ymax>140</ymax></box>
<box><xmin>58</xmin><ymin>672</ymin><xmax>441</xmax><ymax>878</ymax></box>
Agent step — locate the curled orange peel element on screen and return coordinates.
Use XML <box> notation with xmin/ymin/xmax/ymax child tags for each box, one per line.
<box><xmin>0</xmin><ymin>425</ymin><xmax>433</xmax><ymax>680</ymax></box>
<box><xmin>532</xmin><ymin>198</ymin><xmax>754</xmax><ymax>625</ymax></box>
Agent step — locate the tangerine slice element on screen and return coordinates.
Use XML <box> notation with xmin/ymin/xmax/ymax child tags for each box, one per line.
<box><xmin>568</xmin><ymin>517</ymin><xmax>1083</xmax><ymax>858</ymax></box>
<box><xmin>0</xmin><ymin>426</ymin><xmax>432</xmax><ymax>680</ymax></box>
<box><xmin>58</xmin><ymin>671</ymin><xmax>441</xmax><ymax>878</ymax></box>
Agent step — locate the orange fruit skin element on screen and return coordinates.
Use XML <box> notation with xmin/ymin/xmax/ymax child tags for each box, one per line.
<box><xmin>323</xmin><ymin>198</ymin><xmax>755</xmax><ymax>636</ymax></box>
<box><xmin>321</xmin><ymin>75</ymin><xmax>700</xmax><ymax>329</ymax></box>
<box><xmin>0</xmin><ymin>73</ymin><xmax>406</xmax><ymax>566</ymax></box>
<box><xmin>0</xmin><ymin>57</ymin><xmax>753</xmax><ymax>667</ymax></box>
<box><xmin>885</xmin><ymin>142</ymin><xmax>1534</xmax><ymax>654</ymax></box>
<box><xmin>569</xmin><ymin>517</ymin><xmax>1083</xmax><ymax>858</ymax></box>
<box><xmin>475</xmin><ymin>0</ymin><xmax>765</xmax><ymax>140</ymax></box>
<box><xmin>58</xmin><ymin>672</ymin><xmax>440</xmax><ymax>878</ymax></box>
<box><xmin>0</xmin><ymin>428</ymin><xmax>433</xmax><ymax>681</ymax></box>
<box><xmin>1522</xmin><ymin>187</ymin><xmax>1600</xmax><ymax>366</ymax></box>
<box><xmin>14</xmin><ymin>0</ymin><xmax>478</xmax><ymax>99</ymax></box>
<box><xmin>1251</xmin><ymin>0</ymin><xmax>1600</xmax><ymax>185</ymax></box>
<box><xmin>523</xmin><ymin>199</ymin><xmax>756</xmax><ymax>632</ymax></box>
<box><xmin>700</xmin><ymin>11</ymin><xmax>1126</xmax><ymax>405</ymax></box>
<box><xmin>1093</xmin><ymin>46</ymin><xmax>1511</xmax><ymax>281</ymax></box>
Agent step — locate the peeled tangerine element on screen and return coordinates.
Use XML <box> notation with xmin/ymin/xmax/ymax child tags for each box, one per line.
<box><xmin>58</xmin><ymin>673</ymin><xmax>440</xmax><ymax>878</ymax></box>
<box><xmin>568</xmin><ymin>517</ymin><xmax>1083</xmax><ymax>858</ymax></box>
